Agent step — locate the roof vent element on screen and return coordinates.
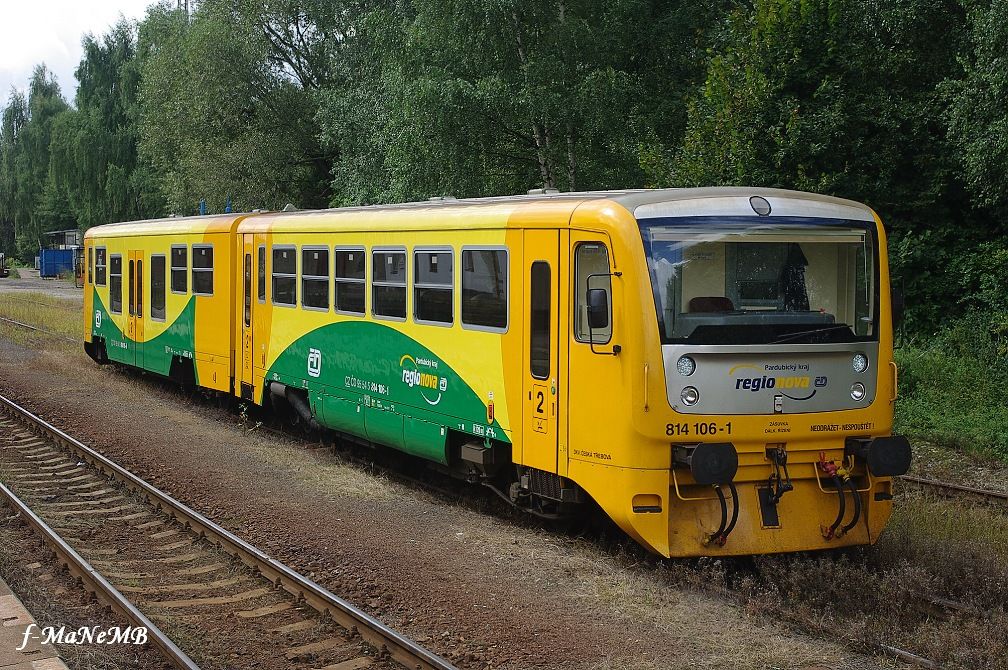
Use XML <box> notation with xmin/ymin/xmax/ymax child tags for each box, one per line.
<box><xmin>527</xmin><ymin>188</ymin><xmax>561</xmax><ymax>195</ymax></box>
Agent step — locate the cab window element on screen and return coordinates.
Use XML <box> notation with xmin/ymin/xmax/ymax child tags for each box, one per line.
<box><xmin>574</xmin><ymin>243</ymin><xmax>612</xmax><ymax>344</ymax></box>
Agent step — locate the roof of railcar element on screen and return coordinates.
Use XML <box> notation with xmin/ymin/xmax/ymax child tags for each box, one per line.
<box><xmin>83</xmin><ymin>214</ymin><xmax>246</xmax><ymax>239</ymax></box>
<box><xmin>84</xmin><ymin>188</ymin><xmax>876</xmax><ymax>238</ymax></box>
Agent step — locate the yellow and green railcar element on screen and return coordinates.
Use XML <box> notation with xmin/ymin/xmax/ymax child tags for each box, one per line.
<box><xmin>83</xmin><ymin>188</ymin><xmax>911</xmax><ymax>557</ymax></box>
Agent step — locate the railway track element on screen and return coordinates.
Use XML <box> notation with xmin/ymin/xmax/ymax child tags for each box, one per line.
<box><xmin>0</xmin><ymin>393</ymin><xmax>457</xmax><ymax>670</ymax></box>
<box><xmin>0</xmin><ymin>314</ymin><xmax>76</xmax><ymax>343</ymax></box>
<box><xmin>899</xmin><ymin>473</ymin><xmax>1008</xmax><ymax>504</ymax></box>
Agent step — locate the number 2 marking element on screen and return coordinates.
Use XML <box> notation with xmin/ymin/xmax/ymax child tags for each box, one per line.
<box><xmin>536</xmin><ymin>391</ymin><xmax>545</xmax><ymax>414</ymax></box>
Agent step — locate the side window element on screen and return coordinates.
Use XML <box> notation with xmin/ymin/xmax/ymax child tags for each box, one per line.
<box><xmin>574</xmin><ymin>243</ymin><xmax>612</xmax><ymax>344</ymax></box>
<box><xmin>192</xmin><ymin>245</ymin><xmax>214</xmax><ymax>296</ymax></box>
<box><xmin>272</xmin><ymin>246</ymin><xmax>296</xmax><ymax>306</ymax></box>
<box><xmin>414</xmin><ymin>249</ymin><xmax>453</xmax><ymax>325</ymax></box>
<box><xmin>87</xmin><ymin>246</ymin><xmax>93</xmax><ymax>284</ymax></box>
<box><xmin>95</xmin><ymin>247</ymin><xmax>107</xmax><ymax>286</ymax></box>
<box><xmin>257</xmin><ymin>245</ymin><xmax>266</xmax><ymax>303</ymax></box>
<box><xmin>529</xmin><ymin>261</ymin><xmax>550</xmax><ymax>379</ymax></box>
<box><xmin>302</xmin><ymin>247</ymin><xmax>329</xmax><ymax>310</ymax></box>
<box><xmin>461</xmin><ymin>248</ymin><xmax>507</xmax><ymax>331</ymax></box>
<box><xmin>171</xmin><ymin>246</ymin><xmax>187</xmax><ymax>293</ymax></box>
<box><xmin>109</xmin><ymin>254</ymin><xmax>123</xmax><ymax>314</ymax></box>
<box><xmin>372</xmin><ymin>250</ymin><xmax>406</xmax><ymax>320</ymax></box>
<box><xmin>151</xmin><ymin>255</ymin><xmax>166</xmax><ymax>321</ymax></box>
<box><xmin>335</xmin><ymin>247</ymin><xmax>365</xmax><ymax>315</ymax></box>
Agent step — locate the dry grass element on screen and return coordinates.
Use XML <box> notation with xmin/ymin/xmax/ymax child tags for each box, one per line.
<box><xmin>0</xmin><ymin>291</ymin><xmax>80</xmax><ymax>349</ymax></box>
<box><xmin>741</xmin><ymin>488</ymin><xmax>1008</xmax><ymax>670</ymax></box>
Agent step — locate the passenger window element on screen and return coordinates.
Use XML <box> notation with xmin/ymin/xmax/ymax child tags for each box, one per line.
<box><xmin>335</xmin><ymin>248</ymin><xmax>365</xmax><ymax>315</ymax></box>
<box><xmin>461</xmin><ymin>249</ymin><xmax>507</xmax><ymax>331</ymax></box>
<box><xmin>151</xmin><ymin>255</ymin><xmax>166</xmax><ymax>321</ymax></box>
<box><xmin>171</xmin><ymin>246</ymin><xmax>187</xmax><ymax>293</ymax></box>
<box><xmin>88</xmin><ymin>247</ymin><xmax>93</xmax><ymax>284</ymax></box>
<box><xmin>95</xmin><ymin>247</ymin><xmax>107</xmax><ymax>286</ymax></box>
<box><xmin>244</xmin><ymin>253</ymin><xmax>252</xmax><ymax>326</ymax></box>
<box><xmin>372</xmin><ymin>250</ymin><xmax>406</xmax><ymax>319</ymax></box>
<box><xmin>302</xmin><ymin>247</ymin><xmax>329</xmax><ymax>310</ymax></box>
<box><xmin>574</xmin><ymin>243</ymin><xmax>612</xmax><ymax>344</ymax></box>
<box><xmin>272</xmin><ymin>246</ymin><xmax>297</xmax><ymax>306</ymax></box>
<box><xmin>529</xmin><ymin>261</ymin><xmax>550</xmax><ymax>379</ymax></box>
<box><xmin>414</xmin><ymin>250</ymin><xmax>453</xmax><ymax>325</ymax></box>
<box><xmin>109</xmin><ymin>255</ymin><xmax>122</xmax><ymax>313</ymax></box>
<box><xmin>257</xmin><ymin>246</ymin><xmax>266</xmax><ymax>303</ymax></box>
<box><xmin>192</xmin><ymin>245</ymin><xmax>214</xmax><ymax>296</ymax></box>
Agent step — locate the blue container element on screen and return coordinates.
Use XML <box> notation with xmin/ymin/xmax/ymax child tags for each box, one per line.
<box><xmin>40</xmin><ymin>248</ymin><xmax>75</xmax><ymax>278</ymax></box>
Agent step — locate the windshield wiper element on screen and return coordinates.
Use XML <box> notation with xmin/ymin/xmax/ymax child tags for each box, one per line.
<box><xmin>771</xmin><ymin>324</ymin><xmax>853</xmax><ymax>344</ymax></box>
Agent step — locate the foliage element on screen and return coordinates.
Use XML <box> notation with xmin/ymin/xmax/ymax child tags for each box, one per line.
<box><xmin>0</xmin><ymin>66</ymin><xmax>74</xmax><ymax>259</ymax></box>
<box><xmin>49</xmin><ymin>19</ymin><xmax>163</xmax><ymax>231</ymax></box>
<box><xmin>319</xmin><ymin>0</ymin><xmax>723</xmax><ymax>204</ymax></box>
<box><xmin>944</xmin><ymin>0</ymin><xmax>1008</xmax><ymax>209</ymax></box>
<box><xmin>895</xmin><ymin>312</ymin><xmax>1008</xmax><ymax>456</ymax></box>
<box><xmin>137</xmin><ymin>0</ymin><xmax>333</xmax><ymax>214</ymax></box>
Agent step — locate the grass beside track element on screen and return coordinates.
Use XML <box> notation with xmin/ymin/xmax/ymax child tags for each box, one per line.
<box><xmin>6</xmin><ymin>292</ymin><xmax>1008</xmax><ymax>668</ymax></box>
<box><xmin>894</xmin><ymin>315</ymin><xmax>1008</xmax><ymax>458</ymax></box>
<box><xmin>0</xmin><ymin>291</ymin><xmax>79</xmax><ymax>348</ymax></box>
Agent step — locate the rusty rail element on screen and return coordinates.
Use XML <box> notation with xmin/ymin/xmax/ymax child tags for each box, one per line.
<box><xmin>0</xmin><ymin>393</ymin><xmax>458</xmax><ymax>670</ymax></box>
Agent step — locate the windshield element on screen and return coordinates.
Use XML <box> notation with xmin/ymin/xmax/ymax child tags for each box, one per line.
<box><xmin>639</xmin><ymin>217</ymin><xmax>877</xmax><ymax>345</ymax></box>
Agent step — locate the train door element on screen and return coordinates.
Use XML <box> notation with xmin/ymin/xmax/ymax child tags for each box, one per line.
<box><xmin>521</xmin><ymin>229</ymin><xmax>562</xmax><ymax>474</ymax></box>
<box><xmin>127</xmin><ymin>250</ymin><xmax>145</xmax><ymax>368</ymax></box>
<box><xmin>239</xmin><ymin>234</ymin><xmax>255</xmax><ymax>399</ymax></box>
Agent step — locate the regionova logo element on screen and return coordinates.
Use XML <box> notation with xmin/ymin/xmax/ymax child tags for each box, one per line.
<box><xmin>400</xmin><ymin>354</ymin><xmax>448</xmax><ymax>406</ymax></box>
<box><xmin>728</xmin><ymin>363</ymin><xmax>824</xmax><ymax>401</ymax></box>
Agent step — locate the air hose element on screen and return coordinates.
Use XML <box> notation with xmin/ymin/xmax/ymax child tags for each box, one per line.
<box><xmin>715</xmin><ymin>481</ymin><xmax>740</xmax><ymax>546</ymax></box>
<box><xmin>827</xmin><ymin>474</ymin><xmax>846</xmax><ymax>539</ymax></box>
<box><xmin>841</xmin><ymin>477</ymin><xmax>862</xmax><ymax>535</ymax></box>
<box><xmin>709</xmin><ymin>485</ymin><xmax>728</xmax><ymax>544</ymax></box>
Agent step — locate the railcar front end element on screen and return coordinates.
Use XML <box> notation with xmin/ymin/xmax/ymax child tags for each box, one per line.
<box><xmin>568</xmin><ymin>191</ymin><xmax>911</xmax><ymax>557</ymax></box>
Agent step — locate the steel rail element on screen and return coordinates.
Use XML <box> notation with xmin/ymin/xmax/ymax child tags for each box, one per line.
<box><xmin>0</xmin><ymin>314</ymin><xmax>76</xmax><ymax>343</ymax></box>
<box><xmin>0</xmin><ymin>393</ymin><xmax>458</xmax><ymax>670</ymax></box>
<box><xmin>900</xmin><ymin>473</ymin><xmax>1008</xmax><ymax>502</ymax></box>
<box><xmin>0</xmin><ymin>482</ymin><xmax>200</xmax><ymax>670</ymax></box>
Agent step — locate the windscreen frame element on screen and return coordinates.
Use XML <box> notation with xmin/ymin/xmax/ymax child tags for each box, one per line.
<box><xmin>637</xmin><ymin>215</ymin><xmax>881</xmax><ymax>346</ymax></box>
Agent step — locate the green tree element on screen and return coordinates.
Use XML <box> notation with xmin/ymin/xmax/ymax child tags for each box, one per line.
<box><xmin>320</xmin><ymin>0</ymin><xmax>723</xmax><ymax>205</ymax></box>
<box><xmin>49</xmin><ymin>18</ymin><xmax>163</xmax><ymax>231</ymax></box>
<box><xmin>0</xmin><ymin>66</ymin><xmax>74</xmax><ymax>259</ymax></box>
<box><xmin>138</xmin><ymin>0</ymin><xmax>332</xmax><ymax>213</ymax></box>
<box><xmin>664</xmin><ymin>0</ymin><xmax>978</xmax><ymax>331</ymax></box>
<box><xmin>944</xmin><ymin>0</ymin><xmax>1008</xmax><ymax>209</ymax></box>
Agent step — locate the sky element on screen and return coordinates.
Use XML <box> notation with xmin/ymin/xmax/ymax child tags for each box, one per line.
<box><xmin>0</xmin><ymin>0</ymin><xmax>154</xmax><ymax>106</ymax></box>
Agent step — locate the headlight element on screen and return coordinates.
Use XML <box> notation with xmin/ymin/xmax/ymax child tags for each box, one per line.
<box><xmin>852</xmin><ymin>353</ymin><xmax>869</xmax><ymax>374</ymax></box>
<box><xmin>850</xmin><ymin>383</ymin><xmax>866</xmax><ymax>401</ymax></box>
<box><xmin>676</xmin><ymin>355</ymin><xmax>696</xmax><ymax>376</ymax></box>
<box><xmin>681</xmin><ymin>386</ymin><xmax>699</xmax><ymax>406</ymax></box>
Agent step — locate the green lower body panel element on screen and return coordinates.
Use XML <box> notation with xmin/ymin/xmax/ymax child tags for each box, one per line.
<box><xmin>364</xmin><ymin>406</ymin><xmax>405</xmax><ymax>451</ymax></box>
<box><xmin>403</xmin><ymin>416</ymin><xmax>447</xmax><ymax>465</ymax></box>
<box><xmin>322</xmin><ymin>395</ymin><xmax>364</xmax><ymax>435</ymax></box>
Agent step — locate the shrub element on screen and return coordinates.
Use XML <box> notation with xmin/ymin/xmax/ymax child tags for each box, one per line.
<box><xmin>895</xmin><ymin>311</ymin><xmax>1008</xmax><ymax>457</ymax></box>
